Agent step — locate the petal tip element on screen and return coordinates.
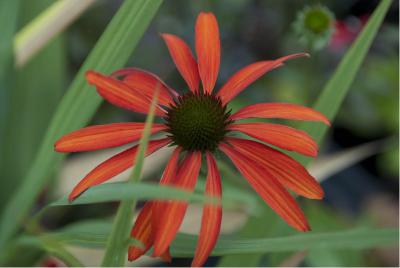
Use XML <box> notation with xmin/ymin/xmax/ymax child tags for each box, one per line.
<box><xmin>85</xmin><ymin>70</ymin><xmax>100</xmax><ymax>85</ymax></box>
<box><xmin>128</xmin><ymin>248</ymin><xmax>143</xmax><ymax>262</ymax></box>
<box><xmin>67</xmin><ymin>193</ymin><xmax>76</xmax><ymax>203</ymax></box>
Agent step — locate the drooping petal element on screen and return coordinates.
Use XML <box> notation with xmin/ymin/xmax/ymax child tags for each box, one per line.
<box><xmin>86</xmin><ymin>71</ymin><xmax>165</xmax><ymax>116</ymax></box>
<box><xmin>153</xmin><ymin>151</ymin><xmax>202</xmax><ymax>256</ymax></box>
<box><xmin>228</xmin><ymin>122</ymin><xmax>318</xmax><ymax>157</ymax></box>
<box><xmin>192</xmin><ymin>152</ymin><xmax>222</xmax><ymax>267</ymax></box>
<box><xmin>55</xmin><ymin>123</ymin><xmax>167</xmax><ymax>152</ymax></box>
<box><xmin>112</xmin><ymin>68</ymin><xmax>177</xmax><ymax>107</ymax></box>
<box><xmin>230</xmin><ymin>103</ymin><xmax>330</xmax><ymax>125</ymax></box>
<box><xmin>152</xmin><ymin>146</ymin><xmax>182</xmax><ymax>235</ymax></box>
<box><xmin>219</xmin><ymin>143</ymin><xmax>310</xmax><ymax>232</ymax></box>
<box><xmin>128</xmin><ymin>201</ymin><xmax>173</xmax><ymax>262</ymax></box>
<box><xmin>226</xmin><ymin>137</ymin><xmax>324</xmax><ymax>199</ymax></box>
<box><xmin>68</xmin><ymin>138</ymin><xmax>171</xmax><ymax>201</ymax></box>
<box><xmin>129</xmin><ymin>147</ymin><xmax>181</xmax><ymax>262</ymax></box>
<box><xmin>195</xmin><ymin>12</ymin><xmax>220</xmax><ymax>93</ymax></box>
<box><xmin>161</xmin><ymin>34</ymin><xmax>200</xmax><ymax>92</ymax></box>
<box><xmin>128</xmin><ymin>202</ymin><xmax>154</xmax><ymax>261</ymax></box>
<box><xmin>217</xmin><ymin>53</ymin><xmax>309</xmax><ymax>105</ymax></box>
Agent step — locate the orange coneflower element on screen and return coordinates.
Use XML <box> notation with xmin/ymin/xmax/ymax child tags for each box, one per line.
<box><xmin>55</xmin><ymin>12</ymin><xmax>330</xmax><ymax>267</ymax></box>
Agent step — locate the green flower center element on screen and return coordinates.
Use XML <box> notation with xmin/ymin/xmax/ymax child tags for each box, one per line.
<box><xmin>165</xmin><ymin>92</ymin><xmax>232</xmax><ymax>152</ymax></box>
<box><xmin>304</xmin><ymin>7</ymin><xmax>332</xmax><ymax>34</ymax></box>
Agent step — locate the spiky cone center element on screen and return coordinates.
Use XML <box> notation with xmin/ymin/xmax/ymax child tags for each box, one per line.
<box><xmin>165</xmin><ymin>92</ymin><xmax>232</xmax><ymax>152</ymax></box>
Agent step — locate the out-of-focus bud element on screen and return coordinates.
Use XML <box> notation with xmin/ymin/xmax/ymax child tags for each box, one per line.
<box><xmin>292</xmin><ymin>5</ymin><xmax>335</xmax><ymax>51</ymax></box>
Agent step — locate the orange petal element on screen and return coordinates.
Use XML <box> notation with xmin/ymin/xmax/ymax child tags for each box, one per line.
<box><xmin>55</xmin><ymin>123</ymin><xmax>167</xmax><ymax>152</ymax></box>
<box><xmin>217</xmin><ymin>53</ymin><xmax>309</xmax><ymax>105</ymax></box>
<box><xmin>153</xmin><ymin>152</ymin><xmax>202</xmax><ymax>256</ymax></box>
<box><xmin>195</xmin><ymin>12</ymin><xmax>220</xmax><ymax>93</ymax></box>
<box><xmin>86</xmin><ymin>70</ymin><xmax>165</xmax><ymax>115</ymax></box>
<box><xmin>219</xmin><ymin>143</ymin><xmax>310</xmax><ymax>232</ymax></box>
<box><xmin>192</xmin><ymin>152</ymin><xmax>222</xmax><ymax>267</ymax></box>
<box><xmin>228</xmin><ymin>122</ymin><xmax>318</xmax><ymax>157</ymax></box>
<box><xmin>160</xmin><ymin>249</ymin><xmax>172</xmax><ymax>263</ymax></box>
<box><xmin>68</xmin><ymin>138</ymin><xmax>171</xmax><ymax>201</ymax></box>
<box><xmin>112</xmin><ymin>68</ymin><xmax>177</xmax><ymax>107</ymax></box>
<box><xmin>161</xmin><ymin>34</ymin><xmax>200</xmax><ymax>92</ymax></box>
<box><xmin>152</xmin><ymin>147</ymin><xmax>182</xmax><ymax>235</ymax></box>
<box><xmin>128</xmin><ymin>202</ymin><xmax>154</xmax><ymax>261</ymax></box>
<box><xmin>226</xmin><ymin>137</ymin><xmax>324</xmax><ymax>199</ymax></box>
<box><xmin>231</xmin><ymin>103</ymin><xmax>330</xmax><ymax>125</ymax></box>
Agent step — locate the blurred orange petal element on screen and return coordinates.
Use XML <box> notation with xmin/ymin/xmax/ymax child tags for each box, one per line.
<box><xmin>217</xmin><ymin>53</ymin><xmax>309</xmax><ymax>104</ymax></box>
<box><xmin>55</xmin><ymin>123</ymin><xmax>166</xmax><ymax>152</ymax></box>
<box><xmin>68</xmin><ymin>138</ymin><xmax>171</xmax><ymax>201</ymax></box>
<box><xmin>112</xmin><ymin>67</ymin><xmax>177</xmax><ymax>107</ymax></box>
<box><xmin>192</xmin><ymin>152</ymin><xmax>222</xmax><ymax>267</ymax></box>
<box><xmin>228</xmin><ymin>122</ymin><xmax>318</xmax><ymax>157</ymax></box>
<box><xmin>162</xmin><ymin>34</ymin><xmax>200</xmax><ymax>92</ymax></box>
<box><xmin>231</xmin><ymin>102</ymin><xmax>330</xmax><ymax>125</ymax></box>
<box><xmin>195</xmin><ymin>12</ymin><xmax>220</xmax><ymax>93</ymax></box>
<box><xmin>227</xmin><ymin>137</ymin><xmax>324</xmax><ymax>199</ymax></box>
<box><xmin>220</xmin><ymin>142</ymin><xmax>310</xmax><ymax>232</ymax></box>
<box><xmin>86</xmin><ymin>70</ymin><xmax>165</xmax><ymax>115</ymax></box>
<box><xmin>153</xmin><ymin>151</ymin><xmax>202</xmax><ymax>256</ymax></box>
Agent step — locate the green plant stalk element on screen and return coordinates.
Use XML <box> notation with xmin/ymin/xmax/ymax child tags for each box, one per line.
<box><xmin>0</xmin><ymin>0</ymin><xmax>20</xmax><ymax>181</ymax></box>
<box><xmin>0</xmin><ymin>0</ymin><xmax>163</xmax><ymax>255</ymax></box>
<box><xmin>101</xmin><ymin>88</ymin><xmax>160</xmax><ymax>267</ymax></box>
<box><xmin>218</xmin><ymin>0</ymin><xmax>392</xmax><ymax>266</ymax></box>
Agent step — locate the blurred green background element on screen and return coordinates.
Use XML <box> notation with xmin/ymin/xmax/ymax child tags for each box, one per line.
<box><xmin>0</xmin><ymin>0</ymin><xmax>398</xmax><ymax>266</ymax></box>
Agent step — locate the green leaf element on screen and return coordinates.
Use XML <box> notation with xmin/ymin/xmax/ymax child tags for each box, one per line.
<box><xmin>218</xmin><ymin>0</ymin><xmax>392</xmax><ymax>266</ymax></box>
<box><xmin>0</xmin><ymin>0</ymin><xmax>20</xmax><ymax>193</ymax></box>
<box><xmin>171</xmin><ymin>228</ymin><xmax>398</xmax><ymax>257</ymax></box>
<box><xmin>101</xmin><ymin>87</ymin><xmax>159</xmax><ymax>266</ymax></box>
<box><xmin>16</xmin><ymin>236</ymin><xmax>84</xmax><ymax>267</ymax></box>
<box><xmin>0</xmin><ymin>0</ymin><xmax>163</xmax><ymax>253</ymax></box>
<box><xmin>1</xmin><ymin>0</ymin><xmax>67</xmax><ymax>211</ymax></box>
<box><xmin>17</xmin><ymin>224</ymin><xmax>397</xmax><ymax>257</ymax></box>
<box><xmin>49</xmin><ymin>181</ymin><xmax>253</xmax><ymax>208</ymax></box>
<box><xmin>51</xmin><ymin>182</ymin><xmax>211</xmax><ymax>206</ymax></box>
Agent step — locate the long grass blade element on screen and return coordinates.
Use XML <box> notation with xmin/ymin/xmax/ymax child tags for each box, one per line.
<box><xmin>0</xmin><ymin>0</ymin><xmax>20</xmax><ymax>184</ymax></box>
<box><xmin>171</xmin><ymin>228</ymin><xmax>398</xmax><ymax>256</ymax></box>
<box><xmin>15</xmin><ymin>226</ymin><xmax>398</xmax><ymax>256</ymax></box>
<box><xmin>101</xmin><ymin>87</ymin><xmax>160</xmax><ymax>266</ymax></box>
<box><xmin>0</xmin><ymin>0</ymin><xmax>163</xmax><ymax>253</ymax></box>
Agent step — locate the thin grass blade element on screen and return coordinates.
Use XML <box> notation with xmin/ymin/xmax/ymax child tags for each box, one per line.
<box><xmin>101</xmin><ymin>87</ymin><xmax>160</xmax><ymax>266</ymax></box>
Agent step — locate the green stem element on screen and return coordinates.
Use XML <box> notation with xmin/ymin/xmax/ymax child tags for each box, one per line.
<box><xmin>101</xmin><ymin>88</ymin><xmax>160</xmax><ymax>266</ymax></box>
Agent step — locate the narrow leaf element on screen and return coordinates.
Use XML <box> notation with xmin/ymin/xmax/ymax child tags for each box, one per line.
<box><xmin>101</xmin><ymin>87</ymin><xmax>160</xmax><ymax>266</ymax></box>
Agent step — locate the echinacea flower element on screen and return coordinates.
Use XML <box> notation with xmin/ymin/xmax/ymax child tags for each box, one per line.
<box><xmin>55</xmin><ymin>12</ymin><xmax>330</xmax><ymax>267</ymax></box>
